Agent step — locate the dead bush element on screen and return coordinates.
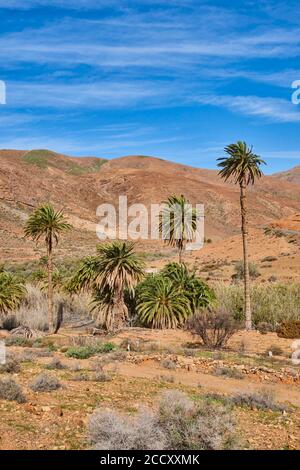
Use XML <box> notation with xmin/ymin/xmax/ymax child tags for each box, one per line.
<box><xmin>29</xmin><ymin>373</ymin><xmax>61</xmax><ymax>392</ymax></box>
<box><xmin>214</xmin><ymin>367</ymin><xmax>244</xmax><ymax>380</ymax></box>
<box><xmin>277</xmin><ymin>320</ymin><xmax>300</xmax><ymax>339</ymax></box>
<box><xmin>186</xmin><ymin>308</ymin><xmax>239</xmax><ymax>349</ymax></box>
<box><xmin>232</xmin><ymin>390</ymin><xmax>287</xmax><ymax>412</ymax></box>
<box><xmin>0</xmin><ymin>357</ymin><xmax>20</xmax><ymax>374</ymax></box>
<box><xmin>0</xmin><ymin>377</ymin><xmax>26</xmax><ymax>403</ymax></box>
<box><xmin>161</xmin><ymin>358</ymin><xmax>176</xmax><ymax>370</ymax></box>
<box><xmin>158</xmin><ymin>390</ymin><xmax>237</xmax><ymax>450</ymax></box>
<box><xmin>45</xmin><ymin>357</ymin><xmax>66</xmax><ymax>370</ymax></box>
<box><xmin>88</xmin><ymin>390</ymin><xmax>238</xmax><ymax>450</ymax></box>
<box><xmin>88</xmin><ymin>409</ymin><xmax>165</xmax><ymax>450</ymax></box>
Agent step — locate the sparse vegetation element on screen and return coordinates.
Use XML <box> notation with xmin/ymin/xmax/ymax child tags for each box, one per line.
<box><xmin>88</xmin><ymin>390</ymin><xmax>238</xmax><ymax>450</ymax></box>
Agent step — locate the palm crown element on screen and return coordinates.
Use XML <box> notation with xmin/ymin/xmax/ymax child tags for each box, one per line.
<box><xmin>217</xmin><ymin>141</ymin><xmax>266</xmax><ymax>185</ymax></box>
<box><xmin>159</xmin><ymin>194</ymin><xmax>198</xmax><ymax>262</ymax></box>
<box><xmin>24</xmin><ymin>204</ymin><xmax>71</xmax><ymax>245</ymax></box>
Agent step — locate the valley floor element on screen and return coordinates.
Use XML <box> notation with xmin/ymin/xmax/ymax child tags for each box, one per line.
<box><xmin>0</xmin><ymin>328</ymin><xmax>299</xmax><ymax>450</ymax></box>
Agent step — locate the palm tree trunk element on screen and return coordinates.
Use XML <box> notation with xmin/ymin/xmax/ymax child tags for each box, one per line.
<box><xmin>179</xmin><ymin>246</ymin><xmax>183</xmax><ymax>264</ymax></box>
<box><xmin>110</xmin><ymin>285</ymin><xmax>128</xmax><ymax>331</ymax></box>
<box><xmin>47</xmin><ymin>238</ymin><xmax>54</xmax><ymax>333</ymax></box>
<box><xmin>240</xmin><ymin>181</ymin><xmax>252</xmax><ymax>330</ymax></box>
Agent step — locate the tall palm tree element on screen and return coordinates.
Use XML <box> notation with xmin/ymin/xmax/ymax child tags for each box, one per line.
<box><xmin>217</xmin><ymin>141</ymin><xmax>266</xmax><ymax>330</ymax></box>
<box><xmin>24</xmin><ymin>204</ymin><xmax>71</xmax><ymax>332</ymax></box>
<box><xmin>68</xmin><ymin>241</ymin><xmax>145</xmax><ymax>330</ymax></box>
<box><xmin>159</xmin><ymin>194</ymin><xmax>198</xmax><ymax>263</ymax></box>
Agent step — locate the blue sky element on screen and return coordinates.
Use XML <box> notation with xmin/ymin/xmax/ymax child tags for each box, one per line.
<box><xmin>0</xmin><ymin>0</ymin><xmax>300</xmax><ymax>173</ymax></box>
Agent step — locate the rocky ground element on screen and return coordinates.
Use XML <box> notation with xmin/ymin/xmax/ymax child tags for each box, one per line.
<box><xmin>0</xmin><ymin>328</ymin><xmax>299</xmax><ymax>450</ymax></box>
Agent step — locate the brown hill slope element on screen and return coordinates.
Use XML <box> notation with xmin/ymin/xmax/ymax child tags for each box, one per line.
<box><xmin>273</xmin><ymin>166</ymin><xmax>300</xmax><ymax>185</ymax></box>
<box><xmin>0</xmin><ymin>149</ymin><xmax>299</xmax><ymax>264</ymax></box>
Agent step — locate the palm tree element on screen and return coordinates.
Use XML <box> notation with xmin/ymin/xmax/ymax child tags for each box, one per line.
<box><xmin>24</xmin><ymin>204</ymin><xmax>71</xmax><ymax>332</ymax></box>
<box><xmin>0</xmin><ymin>271</ymin><xmax>26</xmax><ymax>314</ymax></box>
<box><xmin>161</xmin><ymin>262</ymin><xmax>214</xmax><ymax>313</ymax></box>
<box><xmin>159</xmin><ymin>194</ymin><xmax>198</xmax><ymax>263</ymax></box>
<box><xmin>217</xmin><ymin>141</ymin><xmax>266</xmax><ymax>330</ymax></box>
<box><xmin>136</xmin><ymin>274</ymin><xmax>192</xmax><ymax>329</ymax></box>
<box><xmin>68</xmin><ymin>241</ymin><xmax>145</xmax><ymax>330</ymax></box>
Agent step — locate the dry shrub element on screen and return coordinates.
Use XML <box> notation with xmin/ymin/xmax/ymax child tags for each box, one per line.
<box><xmin>29</xmin><ymin>373</ymin><xmax>61</xmax><ymax>392</ymax></box>
<box><xmin>45</xmin><ymin>357</ymin><xmax>66</xmax><ymax>370</ymax></box>
<box><xmin>9</xmin><ymin>285</ymin><xmax>91</xmax><ymax>332</ymax></box>
<box><xmin>158</xmin><ymin>390</ymin><xmax>237</xmax><ymax>450</ymax></box>
<box><xmin>186</xmin><ymin>308</ymin><xmax>239</xmax><ymax>349</ymax></box>
<box><xmin>277</xmin><ymin>320</ymin><xmax>300</xmax><ymax>339</ymax></box>
<box><xmin>161</xmin><ymin>358</ymin><xmax>176</xmax><ymax>370</ymax></box>
<box><xmin>88</xmin><ymin>409</ymin><xmax>165</xmax><ymax>450</ymax></box>
<box><xmin>232</xmin><ymin>390</ymin><xmax>287</xmax><ymax>412</ymax></box>
<box><xmin>88</xmin><ymin>390</ymin><xmax>238</xmax><ymax>450</ymax></box>
<box><xmin>0</xmin><ymin>377</ymin><xmax>26</xmax><ymax>403</ymax></box>
<box><xmin>0</xmin><ymin>357</ymin><xmax>20</xmax><ymax>374</ymax></box>
<box><xmin>257</xmin><ymin>322</ymin><xmax>274</xmax><ymax>335</ymax></box>
<box><xmin>214</xmin><ymin>367</ymin><xmax>244</xmax><ymax>380</ymax></box>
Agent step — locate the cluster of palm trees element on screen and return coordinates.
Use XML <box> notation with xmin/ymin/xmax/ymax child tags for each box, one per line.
<box><xmin>0</xmin><ymin>141</ymin><xmax>266</xmax><ymax>333</ymax></box>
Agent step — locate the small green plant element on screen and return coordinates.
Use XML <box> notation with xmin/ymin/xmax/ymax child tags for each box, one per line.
<box><xmin>5</xmin><ymin>336</ymin><xmax>33</xmax><ymax>347</ymax></box>
<box><xmin>66</xmin><ymin>342</ymin><xmax>116</xmax><ymax>359</ymax></box>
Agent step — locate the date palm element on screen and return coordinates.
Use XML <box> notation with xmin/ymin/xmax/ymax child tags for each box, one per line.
<box><xmin>217</xmin><ymin>141</ymin><xmax>266</xmax><ymax>330</ymax></box>
<box><xmin>0</xmin><ymin>271</ymin><xmax>26</xmax><ymax>314</ymax></box>
<box><xmin>24</xmin><ymin>204</ymin><xmax>71</xmax><ymax>332</ymax></box>
<box><xmin>136</xmin><ymin>275</ymin><xmax>191</xmax><ymax>329</ymax></box>
<box><xmin>68</xmin><ymin>241</ymin><xmax>145</xmax><ymax>330</ymax></box>
<box><xmin>159</xmin><ymin>194</ymin><xmax>198</xmax><ymax>263</ymax></box>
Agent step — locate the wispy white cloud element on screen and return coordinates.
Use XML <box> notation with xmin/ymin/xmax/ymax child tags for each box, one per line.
<box><xmin>195</xmin><ymin>94</ymin><xmax>300</xmax><ymax>123</ymax></box>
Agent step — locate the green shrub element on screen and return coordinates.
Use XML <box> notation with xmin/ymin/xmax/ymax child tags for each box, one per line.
<box><xmin>65</xmin><ymin>342</ymin><xmax>115</xmax><ymax>359</ymax></box>
<box><xmin>214</xmin><ymin>283</ymin><xmax>300</xmax><ymax>327</ymax></box>
<box><xmin>277</xmin><ymin>320</ymin><xmax>300</xmax><ymax>339</ymax></box>
<box><xmin>232</xmin><ymin>261</ymin><xmax>260</xmax><ymax>281</ymax></box>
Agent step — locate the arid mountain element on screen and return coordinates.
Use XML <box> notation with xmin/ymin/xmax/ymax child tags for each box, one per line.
<box><xmin>273</xmin><ymin>166</ymin><xmax>300</xmax><ymax>185</ymax></box>
<box><xmin>0</xmin><ymin>149</ymin><xmax>299</xmax><ymax>267</ymax></box>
